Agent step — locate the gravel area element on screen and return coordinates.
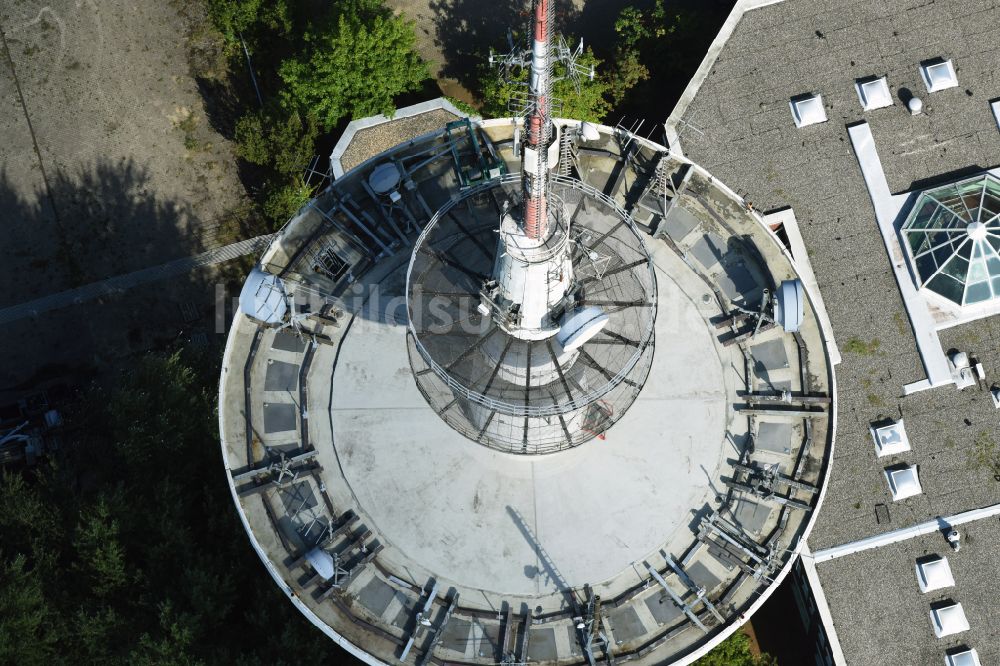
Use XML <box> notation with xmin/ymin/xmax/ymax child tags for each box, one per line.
<box><xmin>0</xmin><ymin>0</ymin><xmax>250</xmax><ymax>394</ymax></box>
<box><xmin>816</xmin><ymin>517</ymin><xmax>1000</xmax><ymax>666</ymax></box>
<box><xmin>339</xmin><ymin>108</ymin><xmax>459</xmax><ymax>172</ymax></box>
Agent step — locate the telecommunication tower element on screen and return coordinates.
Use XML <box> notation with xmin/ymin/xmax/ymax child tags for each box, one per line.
<box><xmin>406</xmin><ymin>0</ymin><xmax>656</xmax><ymax>453</ymax></box>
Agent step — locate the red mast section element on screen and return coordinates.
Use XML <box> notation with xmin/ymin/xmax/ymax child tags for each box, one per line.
<box><xmin>524</xmin><ymin>0</ymin><xmax>552</xmax><ymax>240</ymax></box>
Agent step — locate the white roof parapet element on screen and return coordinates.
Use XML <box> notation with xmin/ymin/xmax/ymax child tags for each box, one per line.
<box><xmin>845</xmin><ymin>122</ymin><xmax>953</xmax><ymax>394</ymax></box>
<box><xmin>329</xmin><ymin>97</ymin><xmax>475</xmax><ymax>178</ymax></box>
<box><xmin>921</xmin><ymin>59</ymin><xmax>959</xmax><ymax>93</ymax></box>
<box><xmin>856</xmin><ymin>77</ymin><xmax>893</xmax><ymax>110</ymax></box>
<box><xmin>930</xmin><ymin>603</ymin><xmax>970</xmax><ymax>639</ymax></box>
<box><xmin>885</xmin><ymin>465</ymin><xmax>922</xmax><ymax>501</ymax></box>
<box><xmin>945</xmin><ymin>648</ymin><xmax>982</xmax><ymax>666</ymax></box>
<box><xmin>915</xmin><ymin>556</ymin><xmax>955</xmax><ymax>593</ymax></box>
<box><xmin>811</xmin><ymin>502</ymin><xmax>1000</xmax><ymax>563</ymax></box>
<box><xmin>871</xmin><ymin>420</ymin><xmax>911</xmax><ymax>457</ymax></box>
<box><xmin>789</xmin><ymin>94</ymin><xmax>827</xmax><ymax>128</ymax></box>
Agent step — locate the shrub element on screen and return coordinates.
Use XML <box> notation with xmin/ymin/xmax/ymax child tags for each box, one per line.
<box><xmin>278</xmin><ymin>3</ymin><xmax>427</xmax><ymax>128</ymax></box>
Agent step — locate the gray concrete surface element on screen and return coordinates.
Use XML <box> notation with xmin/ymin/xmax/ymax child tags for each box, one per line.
<box><xmin>218</xmin><ymin>119</ymin><xmax>835</xmax><ymax>665</ymax></box>
<box><xmin>327</xmin><ymin>250</ymin><xmax>736</xmax><ymax>595</ymax></box>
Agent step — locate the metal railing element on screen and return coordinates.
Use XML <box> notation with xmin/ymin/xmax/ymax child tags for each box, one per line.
<box><xmin>405</xmin><ymin>174</ymin><xmax>658</xmax><ymax>418</ymax></box>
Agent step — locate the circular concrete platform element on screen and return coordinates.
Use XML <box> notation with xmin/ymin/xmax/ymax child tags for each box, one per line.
<box><xmin>329</xmin><ymin>253</ymin><xmax>736</xmax><ymax>596</ymax></box>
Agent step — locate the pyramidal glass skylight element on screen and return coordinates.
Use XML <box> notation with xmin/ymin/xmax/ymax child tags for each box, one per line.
<box><xmin>901</xmin><ymin>174</ymin><xmax>1000</xmax><ymax>306</ymax></box>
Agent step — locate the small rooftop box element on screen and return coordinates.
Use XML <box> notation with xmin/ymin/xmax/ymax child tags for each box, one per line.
<box><xmin>885</xmin><ymin>465</ymin><xmax>922</xmax><ymax>501</ymax></box>
<box><xmin>856</xmin><ymin>77</ymin><xmax>893</xmax><ymax>110</ymax></box>
<box><xmin>930</xmin><ymin>603</ymin><xmax>969</xmax><ymax>639</ymax></box>
<box><xmin>921</xmin><ymin>59</ymin><xmax>958</xmax><ymax>93</ymax></box>
<box><xmin>915</xmin><ymin>556</ymin><xmax>955</xmax><ymax>593</ymax></box>
<box><xmin>790</xmin><ymin>94</ymin><xmax>827</xmax><ymax>127</ymax></box>
<box><xmin>945</xmin><ymin>648</ymin><xmax>981</xmax><ymax>666</ymax></box>
<box><xmin>871</xmin><ymin>420</ymin><xmax>911</xmax><ymax>457</ymax></box>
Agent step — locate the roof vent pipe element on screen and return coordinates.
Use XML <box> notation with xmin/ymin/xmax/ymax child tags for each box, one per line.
<box><xmin>908</xmin><ymin>97</ymin><xmax>923</xmax><ymax>115</ymax></box>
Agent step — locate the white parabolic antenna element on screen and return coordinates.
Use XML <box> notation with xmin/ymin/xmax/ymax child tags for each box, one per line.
<box><xmin>239</xmin><ymin>267</ymin><xmax>287</xmax><ymax>325</ymax></box>
<box><xmin>557</xmin><ymin>306</ymin><xmax>610</xmax><ymax>353</ymax></box>
<box><xmin>304</xmin><ymin>547</ymin><xmax>335</xmax><ymax>580</ymax></box>
<box><xmin>579</xmin><ymin>121</ymin><xmax>601</xmax><ymax>141</ymax></box>
<box><xmin>369</xmin><ymin>162</ymin><xmax>401</xmax><ymax>195</ymax></box>
<box><xmin>775</xmin><ymin>279</ymin><xmax>804</xmax><ymax>333</ymax></box>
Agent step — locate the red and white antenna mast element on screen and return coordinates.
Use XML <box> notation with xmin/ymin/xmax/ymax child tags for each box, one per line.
<box><xmin>490</xmin><ymin>0</ymin><xmax>592</xmax><ymax>241</ymax></box>
<box><xmin>523</xmin><ymin>0</ymin><xmax>553</xmax><ymax>240</ymax></box>
<box><xmin>483</xmin><ymin>1</ymin><xmax>595</xmax><ymax>340</ymax></box>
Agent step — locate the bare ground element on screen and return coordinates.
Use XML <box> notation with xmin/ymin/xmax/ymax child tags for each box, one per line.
<box><xmin>0</xmin><ymin>0</ymin><xmax>248</xmax><ymax>305</ymax></box>
<box><xmin>0</xmin><ymin>0</ymin><xmax>251</xmax><ymax>394</ymax></box>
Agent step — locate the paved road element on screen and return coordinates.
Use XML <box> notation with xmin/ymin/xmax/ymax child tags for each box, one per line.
<box><xmin>0</xmin><ymin>234</ymin><xmax>272</xmax><ymax>325</ymax></box>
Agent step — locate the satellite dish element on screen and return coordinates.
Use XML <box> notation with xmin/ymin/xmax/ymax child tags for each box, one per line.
<box><xmin>239</xmin><ymin>267</ymin><xmax>287</xmax><ymax>325</ymax></box>
<box><xmin>369</xmin><ymin>162</ymin><xmax>401</xmax><ymax>195</ymax></box>
<box><xmin>304</xmin><ymin>547</ymin><xmax>335</xmax><ymax>580</ymax></box>
<box><xmin>774</xmin><ymin>279</ymin><xmax>804</xmax><ymax>333</ymax></box>
<box><xmin>557</xmin><ymin>306</ymin><xmax>609</xmax><ymax>353</ymax></box>
<box><xmin>579</xmin><ymin>121</ymin><xmax>600</xmax><ymax>142</ymax></box>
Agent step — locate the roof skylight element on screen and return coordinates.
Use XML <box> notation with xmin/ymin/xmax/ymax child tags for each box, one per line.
<box><xmin>921</xmin><ymin>59</ymin><xmax>958</xmax><ymax>92</ymax></box>
<box><xmin>790</xmin><ymin>94</ymin><xmax>827</xmax><ymax>127</ymax></box>
<box><xmin>886</xmin><ymin>465</ymin><xmax>922</xmax><ymax>501</ymax></box>
<box><xmin>856</xmin><ymin>77</ymin><xmax>892</xmax><ymax>110</ymax></box>
<box><xmin>871</xmin><ymin>420</ymin><xmax>911</xmax><ymax>457</ymax></box>
<box><xmin>916</xmin><ymin>556</ymin><xmax>955</xmax><ymax>593</ymax></box>
<box><xmin>946</xmin><ymin>648</ymin><xmax>982</xmax><ymax>666</ymax></box>
<box><xmin>930</xmin><ymin>603</ymin><xmax>969</xmax><ymax>638</ymax></box>
<box><xmin>900</xmin><ymin>174</ymin><xmax>1000</xmax><ymax>307</ymax></box>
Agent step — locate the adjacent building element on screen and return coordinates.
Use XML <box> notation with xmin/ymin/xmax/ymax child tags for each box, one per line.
<box><xmin>668</xmin><ymin>1</ymin><xmax>1000</xmax><ymax>664</ymax></box>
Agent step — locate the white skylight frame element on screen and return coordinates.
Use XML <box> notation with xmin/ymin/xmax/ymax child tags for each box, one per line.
<box><xmin>856</xmin><ymin>77</ymin><xmax>893</xmax><ymax>110</ymax></box>
<box><xmin>916</xmin><ymin>556</ymin><xmax>955</xmax><ymax>593</ymax></box>
<box><xmin>790</xmin><ymin>94</ymin><xmax>827</xmax><ymax>128</ymax></box>
<box><xmin>930</xmin><ymin>603</ymin><xmax>970</xmax><ymax>638</ymax></box>
<box><xmin>871</xmin><ymin>420</ymin><xmax>911</xmax><ymax>457</ymax></box>
<box><xmin>921</xmin><ymin>59</ymin><xmax>958</xmax><ymax>93</ymax></box>
<box><xmin>945</xmin><ymin>648</ymin><xmax>982</xmax><ymax>666</ymax></box>
<box><xmin>885</xmin><ymin>465</ymin><xmax>922</xmax><ymax>500</ymax></box>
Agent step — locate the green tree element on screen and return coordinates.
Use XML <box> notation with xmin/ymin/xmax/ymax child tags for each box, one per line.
<box><xmin>235</xmin><ymin>109</ymin><xmax>319</xmax><ymax>177</ymax></box>
<box><xmin>233</xmin><ymin>106</ymin><xmax>320</xmax><ymax>227</ymax></box>
<box><xmin>606</xmin><ymin>48</ymin><xmax>650</xmax><ymax>108</ymax></box>
<box><xmin>696</xmin><ymin>631</ymin><xmax>775</xmax><ymax>666</ymax></box>
<box><xmin>206</xmin><ymin>0</ymin><xmax>292</xmax><ymax>48</ymax></box>
<box><xmin>262</xmin><ymin>177</ymin><xmax>314</xmax><ymax>224</ymax></box>
<box><xmin>609</xmin><ymin>2</ymin><xmax>721</xmax><ymax>114</ymax></box>
<box><xmin>73</xmin><ymin>498</ymin><xmax>128</xmax><ymax>598</ymax></box>
<box><xmin>279</xmin><ymin>2</ymin><xmax>428</xmax><ymax>128</ymax></box>
<box><xmin>0</xmin><ymin>555</ymin><xmax>58</xmax><ymax>665</ymax></box>
<box><xmin>0</xmin><ymin>349</ymin><xmax>348</xmax><ymax>663</ymax></box>
<box><xmin>479</xmin><ymin>43</ymin><xmax>611</xmax><ymax>122</ymax></box>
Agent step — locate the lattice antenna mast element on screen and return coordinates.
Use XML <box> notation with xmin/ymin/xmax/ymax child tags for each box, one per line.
<box><xmin>490</xmin><ymin>1</ymin><xmax>594</xmax><ymax>240</ymax></box>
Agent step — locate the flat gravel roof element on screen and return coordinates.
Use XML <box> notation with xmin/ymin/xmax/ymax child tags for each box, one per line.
<box><xmin>675</xmin><ymin>0</ymin><xmax>1000</xmax><ymax>551</ymax></box>
<box><xmin>675</xmin><ymin>0</ymin><xmax>1000</xmax><ymax>662</ymax></box>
